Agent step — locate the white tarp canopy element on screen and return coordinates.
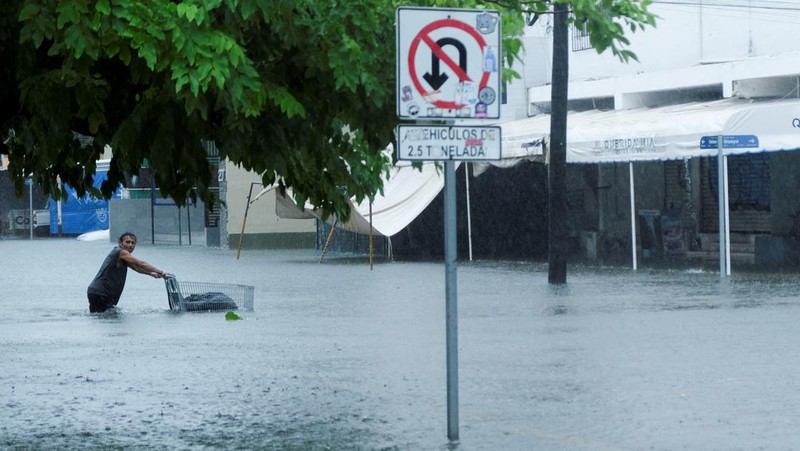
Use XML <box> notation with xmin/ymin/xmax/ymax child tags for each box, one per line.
<box><xmin>268</xmin><ymin>135</ymin><xmax>544</xmax><ymax>238</ymax></box>
<box><xmin>498</xmin><ymin>98</ymin><xmax>800</xmax><ymax>163</ymax></box>
<box><xmin>272</xmin><ymin>160</ymin><xmax>453</xmax><ymax>237</ymax></box>
<box><xmin>266</xmin><ymin>98</ymin><xmax>800</xmax><ymax>268</ymax></box>
<box><xmin>501</xmin><ymin>97</ymin><xmax>800</xmax><ymax>274</ymax></box>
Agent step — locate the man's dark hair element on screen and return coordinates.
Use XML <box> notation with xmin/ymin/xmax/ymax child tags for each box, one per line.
<box><xmin>119</xmin><ymin>232</ymin><xmax>137</xmax><ymax>243</ymax></box>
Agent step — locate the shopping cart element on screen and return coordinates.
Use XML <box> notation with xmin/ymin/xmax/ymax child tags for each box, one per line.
<box><xmin>164</xmin><ymin>275</ymin><xmax>255</xmax><ymax>312</ymax></box>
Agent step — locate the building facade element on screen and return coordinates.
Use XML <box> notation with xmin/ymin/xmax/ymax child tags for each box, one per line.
<box><xmin>517</xmin><ymin>1</ymin><xmax>800</xmax><ymax>267</ymax></box>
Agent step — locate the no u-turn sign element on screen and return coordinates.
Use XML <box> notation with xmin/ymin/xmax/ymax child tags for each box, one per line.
<box><xmin>397</xmin><ymin>7</ymin><xmax>502</xmax><ymax>120</ymax></box>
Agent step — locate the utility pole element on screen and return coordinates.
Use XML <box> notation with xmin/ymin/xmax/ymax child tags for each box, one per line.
<box><xmin>548</xmin><ymin>2</ymin><xmax>569</xmax><ymax>284</ymax></box>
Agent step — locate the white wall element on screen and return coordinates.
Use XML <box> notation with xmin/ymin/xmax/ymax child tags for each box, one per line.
<box><xmin>500</xmin><ymin>70</ymin><xmax>530</xmax><ymax>119</ymax></box>
<box><xmin>525</xmin><ymin>0</ymin><xmax>800</xmax><ymax>106</ymax></box>
<box><xmin>701</xmin><ymin>0</ymin><xmax>800</xmax><ymax>58</ymax></box>
<box><xmin>224</xmin><ymin>162</ymin><xmax>315</xmax><ymax>238</ymax></box>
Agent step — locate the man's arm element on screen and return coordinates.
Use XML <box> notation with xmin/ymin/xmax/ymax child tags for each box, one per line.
<box><xmin>119</xmin><ymin>250</ymin><xmax>166</xmax><ymax>278</ymax></box>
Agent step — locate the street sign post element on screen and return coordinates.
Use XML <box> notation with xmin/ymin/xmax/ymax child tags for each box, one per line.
<box><xmin>396</xmin><ymin>8</ymin><xmax>502</xmax><ymax>441</ymax></box>
<box><xmin>396</xmin><ymin>7</ymin><xmax>502</xmax><ymax>120</ymax></box>
<box><xmin>397</xmin><ymin>124</ymin><xmax>501</xmax><ymax>161</ymax></box>
<box><xmin>700</xmin><ymin>134</ymin><xmax>761</xmax><ymax>278</ymax></box>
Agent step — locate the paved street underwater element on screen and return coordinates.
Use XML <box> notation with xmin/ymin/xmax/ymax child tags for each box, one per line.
<box><xmin>2</xmin><ymin>238</ymin><xmax>799</xmax><ymax>450</ymax></box>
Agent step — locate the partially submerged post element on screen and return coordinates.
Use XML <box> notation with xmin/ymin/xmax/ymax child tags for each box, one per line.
<box><xmin>548</xmin><ymin>2</ymin><xmax>569</xmax><ymax>284</ymax></box>
<box><xmin>236</xmin><ymin>181</ymin><xmax>264</xmax><ymax>260</ymax></box>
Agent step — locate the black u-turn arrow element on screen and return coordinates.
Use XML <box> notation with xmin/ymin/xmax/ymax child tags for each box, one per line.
<box><xmin>423</xmin><ymin>37</ymin><xmax>467</xmax><ymax>91</ymax></box>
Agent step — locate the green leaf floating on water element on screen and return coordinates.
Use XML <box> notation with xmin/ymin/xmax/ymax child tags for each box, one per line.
<box><xmin>225</xmin><ymin>311</ymin><xmax>242</xmax><ymax>321</ymax></box>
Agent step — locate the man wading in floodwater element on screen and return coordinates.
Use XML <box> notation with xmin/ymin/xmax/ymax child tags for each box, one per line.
<box><xmin>87</xmin><ymin>232</ymin><xmax>168</xmax><ymax>313</ymax></box>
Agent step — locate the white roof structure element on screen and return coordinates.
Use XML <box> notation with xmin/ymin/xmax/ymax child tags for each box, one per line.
<box><xmin>502</xmin><ymin>97</ymin><xmax>800</xmax><ymax>274</ymax></box>
<box><xmin>499</xmin><ymin>98</ymin><xmax>800</xmax><ymax>164</ymax></box>
<box><xmin>269</xmin><ymin>97</ymin><xmax>800</xmax><ymax>273</ymax></box>
<box><xmin>273</xmin><ymin>160</ymin><xmax>457</xmax><ymax>237</ymax></box>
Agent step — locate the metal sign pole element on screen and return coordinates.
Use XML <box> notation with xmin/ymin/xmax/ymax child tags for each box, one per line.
<box><xmin>717</xmin><ymin>136</ymin><xmax>728</xmax><ymax>277</ymax></box>
<box><xmin>444</xmin><ymin>159</ymin><xmax>459</xmax><ymax>441</ymax></box>
<box><xmin>27</xmin><ymin>178</ymin><xmax>33</xmax><ymax>240</ymax></box>
<box><xmin>723</xmin><ymin>155</ymin><xmax>731</xmax><ymax>275</ymax></box>
<box><xmin>701</xmin><ymin>134</ymin><xmax>758</xmax><ymax>277</ymax></box>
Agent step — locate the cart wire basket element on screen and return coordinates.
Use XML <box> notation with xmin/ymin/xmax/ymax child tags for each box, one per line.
<box><xmin>164</xmin><ymin>275</ymin><xmax>254</xmax><ymax>312</ymax></box>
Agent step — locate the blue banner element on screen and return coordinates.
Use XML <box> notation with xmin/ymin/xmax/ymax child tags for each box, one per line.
<box><xmin>49</xmin><ymin>171</ymin><xmax>121</xmax><ymax>235</ymax></box>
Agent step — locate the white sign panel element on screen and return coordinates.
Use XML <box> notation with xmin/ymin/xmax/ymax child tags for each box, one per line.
<box><xmin>397</xmin><ymin>125</ymin><xmax>502</xmax><ymax>161</ymax></box>
<box><xmin>397</xmin><ymin>7</ymin><xmax>502</xmax><ymax>120</ymax></box>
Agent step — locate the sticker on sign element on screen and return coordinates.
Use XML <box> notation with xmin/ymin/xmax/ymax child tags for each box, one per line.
<box><xmin>397</xmin><ymin>125</ymin><xmax>502</xmax><ymax>161</ymax></box>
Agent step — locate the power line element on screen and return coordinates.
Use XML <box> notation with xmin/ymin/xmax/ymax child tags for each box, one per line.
<box><xmin>651</xmin><ymin>0</ymin><xmax>800</xmax><ymax>12</ymax></box>
<box><xmin>651</xmin><ymin>0</ymin><xmax>800</xmax><ymax>25</ymax></box>
<box><xmin>654</xmin><ymin>4</ymin><xmax>800</xmax><ymax>20</ymax></box>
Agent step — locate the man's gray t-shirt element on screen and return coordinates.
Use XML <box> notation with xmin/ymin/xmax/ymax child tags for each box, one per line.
<box><xmin>87</xmin><ymin>247</ymin><xmax>128</xmax><ymax>303</ymax></box>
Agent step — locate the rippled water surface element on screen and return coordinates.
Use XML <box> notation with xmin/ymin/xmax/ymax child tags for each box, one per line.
<box><xmin>2</xmin><ymin>238</ymin><xmax>800</xmax><ymax>450</ymax></box>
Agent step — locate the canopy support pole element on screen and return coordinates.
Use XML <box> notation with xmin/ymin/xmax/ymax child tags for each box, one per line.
<box><xmin>236</xmin><ymin>181</ymin><xmax>262</xmax><ymax>260</ymax></box>
<box><xmin>629</xmin><ymin>162</ymin><xmax>637</xmax><ymax>271</ymax></box>
<box><xmin>320</xmin><ymin>218</ymin><xmax>338</xmax><ymax>264</ymax></box>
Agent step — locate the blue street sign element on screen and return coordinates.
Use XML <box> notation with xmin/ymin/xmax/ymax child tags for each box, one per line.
<box><xmin>699</xmin><ymin>135</ymin><xmax>760</xmax><ymax>150</ymax></box>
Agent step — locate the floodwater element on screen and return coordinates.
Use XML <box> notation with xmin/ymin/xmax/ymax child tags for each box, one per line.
<box><xmin>2</xmin><ymin>238</ymin><xmax>800</xmax><ymax>450</ymax></box>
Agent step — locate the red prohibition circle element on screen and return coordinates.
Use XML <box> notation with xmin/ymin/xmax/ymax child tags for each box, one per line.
<box><xmin>407</xmin><ymin>19</ymin><xmax>491</xmax><ymax>110</ymax></box>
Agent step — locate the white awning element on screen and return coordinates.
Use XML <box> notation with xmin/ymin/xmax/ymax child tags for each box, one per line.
<box><xmin>499</xmin><ymin>98</ymin><xmax>800</xmax><ymax>164</ymax></box>
<box><xmin>500</xmin><ymin>97</ymin><xmax>800</xmax><ymax>276</ymax></box>
<box><xmin>270</xmin><ymin>98</ymin><xmax>800</xmax><ymax>241</ymax></box>
<box><xmin>272</xmin><ymin>160</ymin><xmax>454</xmax><ymax>237</ymax></box>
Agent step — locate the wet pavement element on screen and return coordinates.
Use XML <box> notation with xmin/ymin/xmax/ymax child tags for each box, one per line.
<box><xmin>1</xmin><ymin>237</ymin><xmax>800</xmax><ymax>450</ymax></box>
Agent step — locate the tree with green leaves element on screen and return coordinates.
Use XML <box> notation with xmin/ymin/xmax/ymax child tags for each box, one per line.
<box><xmin>0</xmin><ymin>0</ymin><xmax>654</xmax><ymax>221</ymax></box>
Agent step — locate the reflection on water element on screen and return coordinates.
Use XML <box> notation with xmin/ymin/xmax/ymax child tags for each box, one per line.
<box><xmin>1</xmin><ymin>239</ymin><xmax>800</xmax><ymax>449</ymax></box>
<box><xmin>544</xmin><ymin>305</ymin><xmax>573</xmax><ymax>316</ymax></box>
